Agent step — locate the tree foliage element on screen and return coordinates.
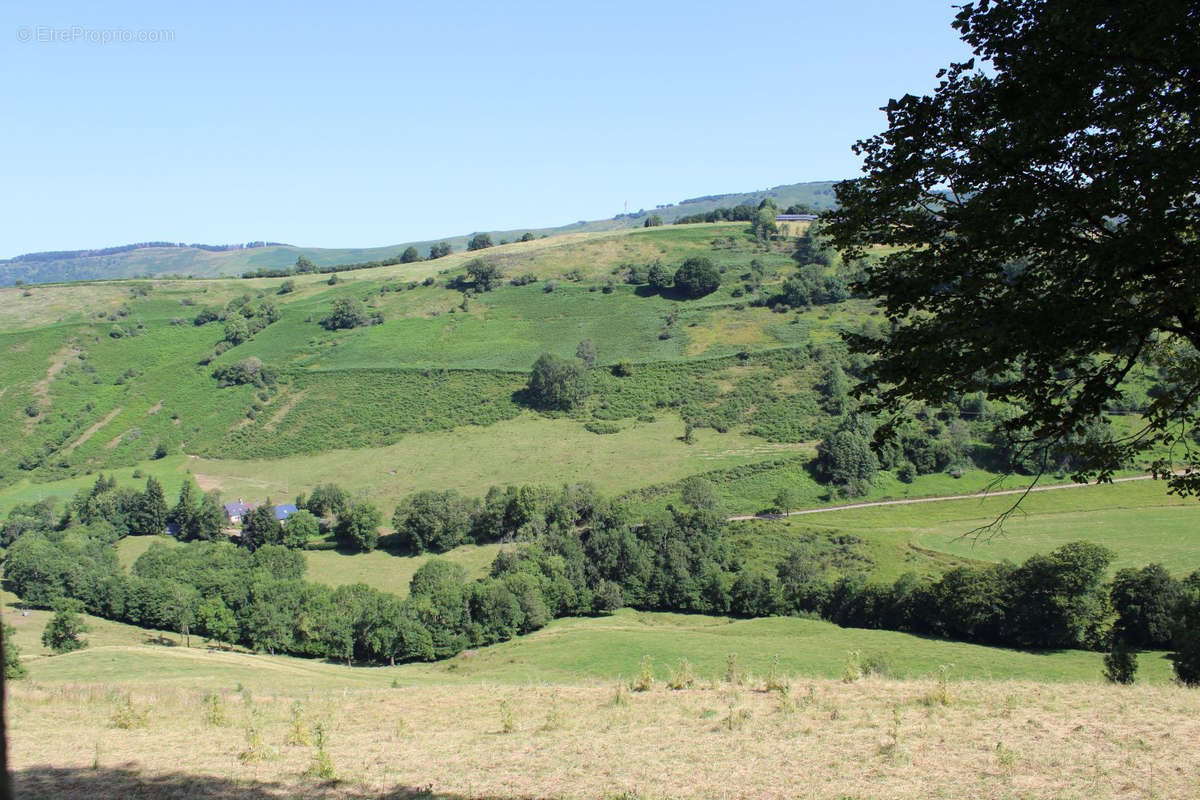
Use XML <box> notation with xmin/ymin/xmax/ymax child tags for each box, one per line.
<box><xmin>134</xmin><ymin>476</ymin><xmax>168</xmax><ymax>536</ymax></box>
<box><xmin>282</xmin><ymin>509</ymin><xmax>320</xmax><ymax>549</ymax></box>
<box><xmin>824</xmin><ymin>0</ymin><xmax>1200</xmax><ymax>496</ymax></box>
<box><xmin>815</xmin><ymin>425</ymin><xmax>878</xmax><ymax>497</ymax></box>
<box><xmin>3</xmin><ymin>623</ymin><xmax>26</xmax><ymax>679</ymax></box>
<box><xmin>306</xmin><ymin>484</ymin><xmax>349</xmax><ymax>518</ymax></box>
<box><xmin>465</xmin><ymin>259</ymin><xmax>502</xmax><ymax>291</ymax></box>
<box><xmin>336</xmin><ymin>500</ymin><xmax>382</xmax><ymax>552</ymax></box>
<box><xmin>320</xmin><ymin>297</ymin><xmax>373</xmax><ymax>331</ymax></box>
<box><xmin>672</xmin><ymin>257</ymin><xmax>720</xmax><ymax>298</ymax></box>
<box><xmin>241</xmin><ymin>505</ymin><xmax>282</xmax><ymax>551</ymax></box>
<box><xmin>467</xmin><ymin>233</ymin><xmax>494</xmax><ymax>252</ymax></box>
<box><xmin>526</xmin><ymin>353</ymin><xmax>590</xmax><ymax>411</ymax></box>
<box><xmin>575</xmin><ymin>339</ymin><xmax>598</xmax><ymax>369</ymax></box>
<box><xmin>392</xmin><ymin>490</ymin><xmax>477</xmax><ymax>554</ymax></box>
<box><xmin>1110</xmin><ymin>563</ymin><xmax>1181</xmax><ymax>649</ymax></box>
<box><xmin>646</xmin><ymin>261</ymin><xmax>672</xmax><ymax>291</ymax></box>
<box><xmin>42</xmin><ymin>599</ymin><xmax>90</xmax><ymax>654</ymax></box>
<box><xmin>223</xmin><ymin>313</ymin><xmax>250</xmax><ymax>346</ymax></box>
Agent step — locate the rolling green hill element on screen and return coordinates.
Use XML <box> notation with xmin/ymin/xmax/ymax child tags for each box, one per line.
<box><xmin>2</xmin><ymin>215</ymin><xmax>1189</xmax><ymax>568</ymax></box>
<box><xmin>0</xmin><ymin>180</ymin><xmax>839</xmax><ymax>286</ymax></box>
<box><xmin>0</xmin><ymin>223</ymin><xmax>837</xmax><ymax>486</ymax></box>
<box><xmin>5</xmin><ymin>204</ymin><xmax>1198</xmax><ymax>800</ymax></box>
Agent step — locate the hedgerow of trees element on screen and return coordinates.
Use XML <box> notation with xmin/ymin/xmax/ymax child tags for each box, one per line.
<box><xmin>5</xmin><ymin>477</ymin><xmax>1199</xmax><ymax>682</ymax></box>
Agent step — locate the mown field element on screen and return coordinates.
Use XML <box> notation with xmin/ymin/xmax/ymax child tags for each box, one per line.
<box><xmin>6</xmin><ymin>601</ymin><xmax>1192</xmax><ymax>799</ymax></box>
<box><xmin>12</xmin><ymin>678</ymin><xmax>1199</xmax><ymax>800</ymax></box>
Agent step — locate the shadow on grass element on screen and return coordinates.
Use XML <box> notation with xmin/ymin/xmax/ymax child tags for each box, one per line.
<box><xmin>13</xmin><ymin>764</ymin><xmax>491</xmax><ymax>799</ymax></box>
<box><xmin>141</xmin><ymin>633</ymin><xmax>180</xmax><ymax>647</ymax></box>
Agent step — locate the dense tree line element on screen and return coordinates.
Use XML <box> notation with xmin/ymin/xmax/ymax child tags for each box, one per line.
<box><xmin>242</xmin><ymin>249</ymin><xmax>415</xmax><ymax>279</ymax></box>
<box><xmin>754</xmin><ymin>542</ymin><xmax>1200</xmax><ymax>682</ymax></box>
<box><xmin>0</xmin><ymin>474</ymin><xmax>227</xmax><ymax>545</ymax></box>
<box><xmin>7</xmin><ymin>478</ymin><xmax>1198</xmax><ymax>683</ymax></box>
<box><xmin>674</xmin><ymin>204</ymin><xmax>760</xmax><ymax>225</ymax></box>
<box><xmin>3</xmin><ymin>482</ymin><xmax>733</xmax><ymax>665</ymax></box>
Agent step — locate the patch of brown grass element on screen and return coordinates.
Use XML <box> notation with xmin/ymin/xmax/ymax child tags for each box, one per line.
<box><xmin>9</xmin><ymin>678</ymin><xmax>1199</xmax><ymax>799</ymax></box>
<box><xmin>683</xmin><ymin>309</ymin><xmax>774</xmax><ymax>357</ymax></box>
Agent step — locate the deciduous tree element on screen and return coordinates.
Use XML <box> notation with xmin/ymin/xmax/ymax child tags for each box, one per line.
<box><xmin>824</xmin><ymin>0</ymin><xmax>1200</xmax><ymax>496</ymax></box>
<box><xmin>282</xmin><ymin>510</ymin><xmax>320</xmax><ymax>549</ymax></box>
<box><xmin>41</xmin><ymin>600</ymin><xmax>89</xmax><ymax>654</ymax></box>
<box><xmin>467</xmin><ymin>233</ymin><xmax>493</xmax><ymax>251</ymax></box>
<box><xmin>575</xmin><ymin>339</ymin><xmax>597</xmax><ymax>368</ymax></box>
<box><xmin>672</xmin><ymin>257</ymin><xmax>720</xmax><ymax>298</ymax></box>
<box><xmin>336</xmin><ymin>500</ymin><xmax>382</xmax><ymax>552</ymax></box>
<box><xmin>527</xmin><ymin>353</ymin><xmax>589</xmax><ymax>411</ymax></box>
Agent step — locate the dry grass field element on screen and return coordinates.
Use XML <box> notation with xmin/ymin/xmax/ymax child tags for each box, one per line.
<box><xmin>9</xmin><ymin>677</ymin><xmax>1199</xmax><ymax>799</ymax></box>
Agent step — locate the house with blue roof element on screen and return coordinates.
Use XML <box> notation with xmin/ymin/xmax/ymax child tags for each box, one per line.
<box><xmin>273</xmin><ymin>504</ymin><xmax>298</xmax><ymax>523</ymax></box>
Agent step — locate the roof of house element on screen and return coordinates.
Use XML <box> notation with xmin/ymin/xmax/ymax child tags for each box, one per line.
<box><xmin>223</xmin><ymin>500</ymin><xmax>254</xmax><ymax>516</ymax></box>
<box><xmin>776</xmin><ymin>214</ymin><xmax>818</xmax><ymax>222</ymax></box>
<box><xmin>273</xmin><ymin>504</ymin><xmax>299</xmax><ymax>521</ymax></box>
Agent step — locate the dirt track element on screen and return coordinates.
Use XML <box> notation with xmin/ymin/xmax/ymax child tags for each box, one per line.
<box><xmin>728</xmin><ymin>473</ymin><xmax>1162</xmax><ymax>521</ymax></box>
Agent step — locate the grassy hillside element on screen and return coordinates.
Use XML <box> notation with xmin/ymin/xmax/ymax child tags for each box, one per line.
<box><xmin>3</xmin><ymin>215</ymin><xmax>1191</xmax><ymax>593</ymax></box>
<box><xmin>727</xmin><ymin>478</ymin><xmax>1200</xmax><ymax>583</ymax></box>
<box><xmin>7</xmin><ymin>603</ymin><xmax>1175</xmax><ymax>688</ymax></box>
<box><xmin>0</xmin><ymin>223</ymin><xmax>847</xmax><ymax>489</ymax></box>
<box><xmin>0</xmin><ymin>180</ymin><xmax>839</xmax><ymax>285</ymax></box>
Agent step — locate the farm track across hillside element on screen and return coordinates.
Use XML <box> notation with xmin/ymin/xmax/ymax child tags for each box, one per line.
<box><xmin>730</xmin><ymin>473</ymin><xmax>1166</xmax><ymax>521</ymax></box>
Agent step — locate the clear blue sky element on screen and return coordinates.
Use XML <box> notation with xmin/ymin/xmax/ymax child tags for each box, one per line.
<box><xmin>2</xmin><ymin>1</ymin><xmax>972</xmax><ymax>257</ymax></box>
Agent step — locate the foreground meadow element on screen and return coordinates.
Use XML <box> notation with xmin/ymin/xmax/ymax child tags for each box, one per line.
<box><xmin>10</xmin><ymin>677</ymin><xmax>1198</xmax><ymax>799</ymax></box>
<box><xmin>8</xmin><ymin>605</ymin><xmax>1191</xmax><ymax>797</ymax></box>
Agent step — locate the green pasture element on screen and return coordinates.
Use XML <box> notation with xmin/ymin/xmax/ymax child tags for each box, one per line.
<box><xmin>0</xmin><ymin>413</ymin><xmax>812</xmax><ymax>516</ymax></box>
<box><xmin>0</xmin><ymin>222</ymin><xmax>847</xmax><ymax>487</ymax></box>
<box><xmin>303</xmin><ymin>543</ymin><xmax>501</xmax><ymax>598</ymax></box>
<box><xmin>742</xmin><ymin>478</ymin><xmax>1200</xmax><ymax>580</ymax></box>
<box><xmin>9</xmin><ymin>606</ymin><xmax>1174</xmax><ymax>691</ymax></box>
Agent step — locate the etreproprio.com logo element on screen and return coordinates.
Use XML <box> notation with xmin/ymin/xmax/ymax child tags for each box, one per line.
<box><xmin>16</xmin><ymin>25</ymin><xmax>175</xmax><ymax>44</ymax></box>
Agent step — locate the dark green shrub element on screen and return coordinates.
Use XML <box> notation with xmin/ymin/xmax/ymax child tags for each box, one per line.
<box><xmin>673</xmin><ymin>257</ymin><xmax>720</xmax><ymax>298</ymax></box>
<box><xmin>1103</xmin><ymin>641</ymin><xmax>1137</xmax><ymax>684</ymax></box>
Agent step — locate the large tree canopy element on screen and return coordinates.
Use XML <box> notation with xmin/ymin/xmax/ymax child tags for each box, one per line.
<box><xmin>824</xmin><ymin>0</ymin><xmax>1200</xmax><ymax>496</ymax></box>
